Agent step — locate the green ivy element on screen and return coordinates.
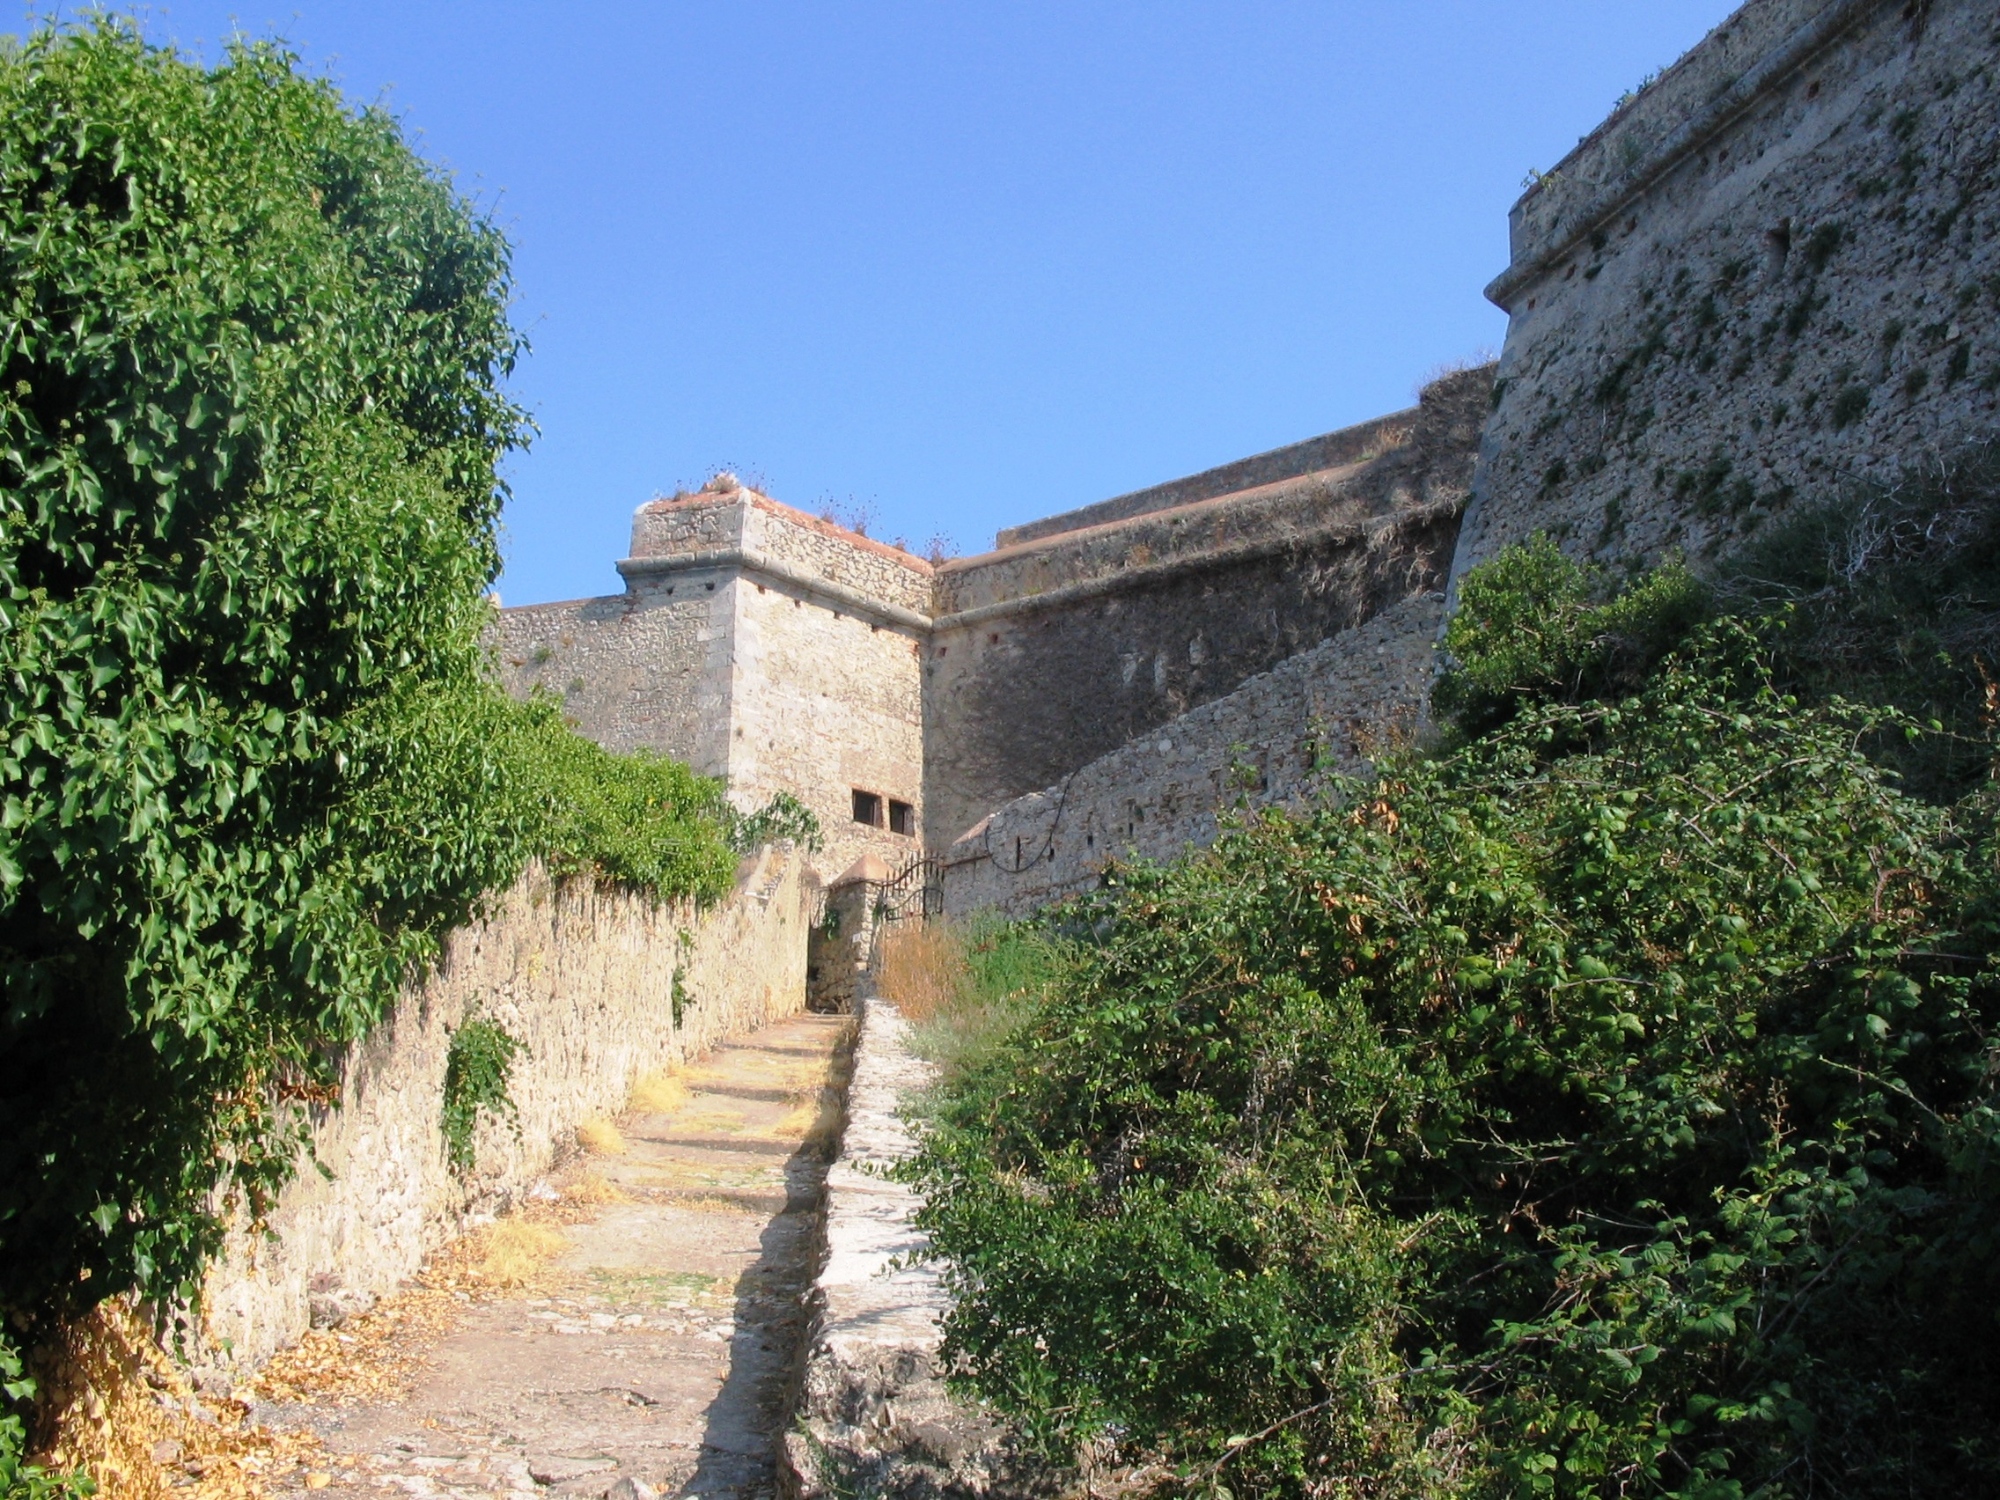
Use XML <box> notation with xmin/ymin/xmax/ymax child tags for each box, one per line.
<box><xmin>0</xmin><ymin>1341</ymin><xmax>88</xmax><ymax>1500</ymax></box>
<box><xmin>727</xmin><ymin>790</ymin><xmax>825</xmax><ymax>855</ymax></box>
<box><xmin>0</xmin><ymin>18</ymin><xmax>734</xmax><ymax>1472</ymax></box>
<box><xmin>440</xmin><ymin>1016</ymin><xmax>522</xmax><ymax>1175</ymax></box>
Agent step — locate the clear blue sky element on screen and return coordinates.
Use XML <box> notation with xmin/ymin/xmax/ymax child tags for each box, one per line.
<box><xmin>33</xmin><ymin>2</ymin><xmax>1737</xmax><ymax>604</ymax></box>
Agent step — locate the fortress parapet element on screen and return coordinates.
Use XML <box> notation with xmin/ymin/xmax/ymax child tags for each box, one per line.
<box><xmin>491</xmin><ymin>367</ymin><xmax>1487</xmax><ymax>874</ymax></box>
<box><xmin>1460</xmin><ymin>0</ymin><xmax>2000</xmax><ymax>582</ymax></box>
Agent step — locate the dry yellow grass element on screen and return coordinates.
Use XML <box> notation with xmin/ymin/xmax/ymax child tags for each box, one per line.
<box><xmin>475</xmin><ymin>1218</ymin><xmax>569</xmax><ymax>1287</ymax></box>
<box><xmin>576</xmin><ymin>1117</ymin><xmax>627</xmax><ymax>1155</ymax></box>
<box><xmin>775</xmin><ymin>1019</ymin><xmax>857</xmax><ymax>1155</ymax></box>
<box><xmin>629</xmin><ymin>1068</ymin><xmax>690</xmax><ymax>1115</ymax></box>
<box><xmin>875</xmin><ymin>923</ymin><xmax>964</xmax><ymax>1022</ymax></box>
<box><xmin>565</xmin><ymin>1170</ymin><xmax>631</xmax><ymax>1204</ymax></box>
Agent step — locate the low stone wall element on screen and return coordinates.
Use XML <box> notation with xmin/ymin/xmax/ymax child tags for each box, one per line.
<box><xmin>200</xmin><ymin>846</ymin><xmax>810</xmax><ymax>1368</ymax></box>
<box><xmin>783</xmin><ymin>993</ymin><xmax>1058</xmax><ymax>1499</ymax></box>
<box><xmin>941</xmin><ymin>593</ymin><xmax>1442</xmax><ymax>920</ymax></box>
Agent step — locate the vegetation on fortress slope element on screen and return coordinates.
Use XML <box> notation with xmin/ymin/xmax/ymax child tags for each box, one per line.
<box><xmin>911</xmin><ymin>506</ymin><xmax>2000</xmax><ymax>1498</ymax></box>
<box><xmin>0</xmin><ymin>23</ymin><xmax>764</xmax><ymax>1490</ymax></box>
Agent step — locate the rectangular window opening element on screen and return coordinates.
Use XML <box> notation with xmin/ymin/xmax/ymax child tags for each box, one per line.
<box><xmin>888</xmin><ymin>800</ymin><xmax>916</xmax><ymax>837</ymax></box>
<box><xmin>851</xmin><ymin>789</ymin><xmax>883</xmax><ymax>827</ymax></box>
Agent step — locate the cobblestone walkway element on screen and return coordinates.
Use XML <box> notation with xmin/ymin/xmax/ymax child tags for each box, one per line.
<box><xmin>263</xmin><ymin>1011</ymin><xmax>852</xmax><ymax>1500</ymax></box>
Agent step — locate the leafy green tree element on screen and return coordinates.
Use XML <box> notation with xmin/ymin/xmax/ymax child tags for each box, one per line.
<box><xmin>0</xmin><ymin>22</ymin><xmax>733</xmax><ymax>1477</ymax></box>
<box><xmin>0</xmin><ymin>11</ymin><xmax>526</xmax><ymax>1339</ymax></box>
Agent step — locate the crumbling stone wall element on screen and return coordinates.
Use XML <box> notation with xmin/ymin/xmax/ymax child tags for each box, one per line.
<box><xmin>200</xmin><ymin>847</ymin><xmax>809</xmax><ymax>1367</ymax></box>
<box><xmin>942</xmin><ymin>595</ymin><xmax>1442</xmax><ymax>920</ymax></box>
<box><xmin>1457</xmin><ymin>0</ymin><xmax>2000</xmax><ymax>583</ymax></box>
<box><xmin>922</xmin><ymin>369</ymin><xmax>1486</xmax><ymax>848</ymax></box>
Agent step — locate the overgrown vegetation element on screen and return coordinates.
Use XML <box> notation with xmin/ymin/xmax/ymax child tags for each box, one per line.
<box><xmin>0</xmin><ymin>22</ymin><xmax>770</xmax><ymax>1486</ymax></box>
<box><xmin>440</xmin><ymin>1017</ymin><xmax>524</xmax><ymax>1174</ymax></box>
<box><xmin>877</xmin><ymin>918</ymin><xmax>1061</xmax><ymax>1090</ymax></box>
<box><xmin>1433</xmin><ymin>535</ymin><xmax>1708</xmax><ymax>739</ymax></box>
<box><xmin>1715</xmin><ymin>442</ymin><xmax>2000</xmax><ymax>801</ymax></box>
<box><xmin>910</xmin><ymin>477</ymin><xmax>2000</xmax><ymax>1497</ymax></box>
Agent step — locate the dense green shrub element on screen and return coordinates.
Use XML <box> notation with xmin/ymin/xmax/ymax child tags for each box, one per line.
<box><xmin>1435</xmin><ymin>534</ymin><xmax>1708</xmax><ymax>737</ymax></box>
<box><xmin>502</xmin><ymin>691</ymin><xmax>738</xmax><ymax>899</ymax></box>
<box><xmin>912</xmin><ymin>567</ymin><xmax>2000</xmax><ymax>1495</ymax></box>
<box><xmin>0</xmin><ymin>20</ymin><xmax>740</xmax><ymax>1479</ymax></box>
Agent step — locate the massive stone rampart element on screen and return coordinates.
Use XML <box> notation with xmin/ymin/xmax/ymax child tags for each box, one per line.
<box><xmin>941</xmin><ymin>594</ymin><xmax>1441</xmax><ymax>920</ymax></box>
<box><xmin>493</xmin><ymin>372</ymin><xmax>1485</xmax><ymax>869</ymax></box>
<box><xmin>922</xmin><ymin>368</ymin><xmax>1486</xmax><ymax>848</ymax></box>
<box><xmin>200</xmin><ymin>846</ymin><xmax>809</xmax><ymax>1368</ymax></box>
<box><xmin>994</xmin><ymin>406</ymin><xmax>1427</xmax><ymax>548</ymax></box>
<box><xmin>1458</xmin><ymin>0</ymin><xmax>2000</xmax><ymax>583</ymax></box>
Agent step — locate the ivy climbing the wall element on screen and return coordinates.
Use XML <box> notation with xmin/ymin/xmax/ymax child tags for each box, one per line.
<box><xmin>0</xmin><ymin>20</ymin><xmax>742</xmax><ymax>1484</ymax></box>
<box><xmin>440</xmin><ymin>1018</ymin><xmax>525</xmax><ymax>1176</ymax></box>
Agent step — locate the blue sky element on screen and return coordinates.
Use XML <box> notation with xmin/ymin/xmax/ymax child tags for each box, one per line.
<box><xmin>35</xmin><ymin>2</ymin><xmax>1737</xmax><ymax>604</ymax></box>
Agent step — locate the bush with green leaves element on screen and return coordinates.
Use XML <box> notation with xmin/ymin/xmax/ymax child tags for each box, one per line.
<box><xmin>725</xmin><ymin>789</ymin><xmax>824</xmax><ymax>856</ymax></box>
<box><xmin>503</xmin><ymin>691</ymin><xmax>738</xmax><ymax>899</ymax></box>
<box><xmin>911</xmin><ymin>562</ymin><xmax>2000</xmax><ymax>1496</ymax></box>
<box><xmin>1435</xmin><ymin>534</ymin><xmax>1708</xmax><ymax>737</ymax></box>
<box><xmin>0</xmin><ymin>19</ymin><xmax>735</xmax><ymax>1477</ymax></box>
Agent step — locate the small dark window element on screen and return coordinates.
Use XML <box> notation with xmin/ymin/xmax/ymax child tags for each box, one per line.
<box><xmin>852</xmin><ymin>790</ymin><xmax>883</xmax><ymax>827</ymax></box>
<box><xmin>889</xmin><ymin>800</ymin><xmax>916</xmax><ymax>837</ymax></box>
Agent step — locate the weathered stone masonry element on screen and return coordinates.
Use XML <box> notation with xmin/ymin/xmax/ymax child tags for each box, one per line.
<box><xmin>493</xmin><ymin>489</ymin><xmax>930</xmax><ymax>880</ymax></box>
<box><xmin>939</xmin><ymin>595</ymin><xmax>1442</xmax><ymax>921</ymax></box>
<box><xmin>495</xmin><ymin>369</ymin><xmax>1489</xmax><ymax>878</ymax></box>
<box><xmin>922</xmin><ymin>369</ymin><xmax>1485</xmax><ymax>852</ymax></box>
<box><xmin>201</xmin><ymin>847</ymin><xmax>810</xmax><ymax>1368</ymax></box>
<box><xmin>499</xmin><ymin>0</ymin><xmax>2000</xmax><ymax>919</ymax></box>
<box><xmin>1458</xmin><ymin>0</ymin><xmax>2000</xmax><ymax>583</ymax></box>
<box><xmin>921</xmin><ymin>0</ymin><xmax>2000</xmax><ymax>920</ymax></box>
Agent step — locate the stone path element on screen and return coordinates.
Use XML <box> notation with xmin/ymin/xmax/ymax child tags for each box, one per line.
<box><xmin>263</xmin><ymin>1011</ymin><xmax>852</xmax><ymax>1500</ymax></box>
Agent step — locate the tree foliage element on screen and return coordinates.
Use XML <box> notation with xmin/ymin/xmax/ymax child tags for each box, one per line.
<box><xmin>0</xmin><ymin>21</ymin><xmax>741</xmax><ymax>1477</ymax></box>
<box><xmin>911</xmin><ymin>558</ymin><xmax>2000</xmax><ymax>1496</ymax></box>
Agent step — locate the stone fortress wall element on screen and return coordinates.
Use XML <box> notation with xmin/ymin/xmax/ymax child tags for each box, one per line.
<box><xmin>1458</xmin><ymin>0</ymin><xmax>2000</xmax><ymax>581</ymax></box>
<box><xmin>492</xmin><ymin>370</ymin><xmax>1488</xmax><ymax>879</ymax></box>
<box><xmin>936</xmin><ymin>0</ymin><xmax>2000</xmax><ymax>918</ymax></box>
<box><xmin>488</xmin><ymin>570</ymin><xmax>734</xmax><ymax>775</ymax></box>
<box><xmin>498</xmin><ymin>0</ymin><xmax>2000</xmax><ymax>916</ymax></box>
<box><xmin>201</xmin><ymin>848</ymin><xmax>810</xmax><ymax>1368</ymax></box>
<box><xmin>921</xmin><ymin>367</ymin><xmax>1486</xmax><ymax>851</ymax></box>
<box><xmin>940</xmin><ymin>595</ymin><xmax>1443</xmax><ymax>919</ymax></box>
